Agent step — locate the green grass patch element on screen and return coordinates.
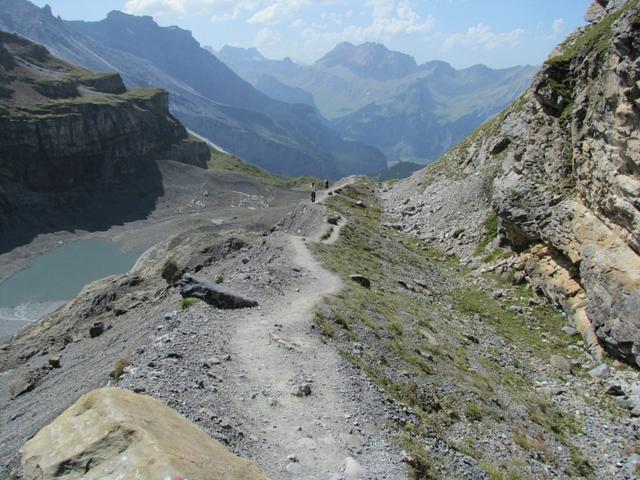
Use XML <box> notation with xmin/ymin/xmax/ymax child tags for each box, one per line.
<box><xmin>397</xmin><ymin>430</ymin><xmax>437</xmax><ymax>479</ymax></box>
<box><xmin>207</xmin><ymin>147</ymin><xmax>317</xmax><ymax>190</ymax></box>
<box><xmin>180</xmin><ymin>297</ymin><xmax>200</xmax><ymax>310</ymax></box>
<box><xmin>475</xmin><ymin>210</ymin><xmax>498</xmax><ymax>256</ymax></box>
<box><xmin>547</xmin><ymin>1</ymin><xmax>635</xmax><ymax>67</ymax></box>
<box><xmin>308</xmin><ymin>177</ymin><xmax>591</xmax><ymax>478</ymax></box>
<box><xmin>110</xmin><ymin>357</ymin><xmax>132</xmax><ymax>383</ymax></box>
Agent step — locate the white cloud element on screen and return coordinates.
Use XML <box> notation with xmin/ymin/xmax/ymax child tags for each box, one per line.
<box><xmin>210</xmin><ymin>1</ymin><xmax>260</xmax><ymax>22</ymax></box>
<box><xmin>291</xmin><ymin>18</ymin><xmax>306</xmax><ymax>29</ymax></box>
<box><xmin>255</xmin><ymin>27</ymin><xmax>282</xmax><ymax>46</ymax></box>
<box><xmin>552</xmin><ymin>18</ymin><xmax>565</xmax><ymax>33</ymax></box>
<box><xmin>542</xmin><ymin>17</ymin><xmax>565</xmax><ymax>40</ymax></box>
<box><xmin>125</xmin><ymin>0</ymin><xmax>186</xmax><ymax>15</ymax></box>
<box><xmin>368</xmin><ymin>0</ymin><xmax>394</xmax><ymax>19</ymax></box>
<box><xmin>444</xmin><ymin>23</ymin><xmax>525</xmax><ymax>51</ymax></box>
<box><xmin>302</xmin><ymin>1</ymin><xmax>433</xmax><ymax>46</ymax></box>
<box><xmin>125</xmin><ymin>0</ymin><xmax>261</xmax><ymax>20</ymax></box>
<box><xmin>248</xmin><ymin>0</ymin><xmax>309</xmax><ymax>24</ymax></box>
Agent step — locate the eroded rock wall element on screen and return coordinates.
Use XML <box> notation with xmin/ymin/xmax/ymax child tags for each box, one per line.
<box><xmin>0</xmin><ymin>90</ymin><xmax>186</xmax><ymax>191</ymax></box>
<box><xmin>389</xmin><ymin>0</ymin><xmax>640</xmax><ymax>366</ymax></box>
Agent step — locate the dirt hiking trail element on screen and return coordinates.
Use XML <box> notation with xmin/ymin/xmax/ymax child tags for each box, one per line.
<box><xmin>224</xmin><ymin>179</ymin><xmax>407</xmax><ymax>479</ymax></box>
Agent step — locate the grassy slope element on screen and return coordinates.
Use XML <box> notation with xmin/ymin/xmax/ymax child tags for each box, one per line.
<box><xmin>207</xmin><ymin>147</ymin><xmax>319</xmax><ymax>191</ymax></box>
<box><xmin>307</xmin><ymin>179</ymin><xmax>621</xmax><ymax>479</ymax></box>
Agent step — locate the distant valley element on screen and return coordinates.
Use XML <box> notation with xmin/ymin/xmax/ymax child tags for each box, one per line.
<box><xmin>217</xmin><ymin>42</ymin><xmax>537</xmax><ymax>164</ymax></box>
<box><xmin>0</xmin><ymin>0</ymin><xmax>385</xmax><ymax>178</ymax></box>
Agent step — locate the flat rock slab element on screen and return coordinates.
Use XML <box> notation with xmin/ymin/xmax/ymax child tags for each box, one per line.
<box><xmin>180</xmin><ymin>274</ymin><xmax>258</xmax><ymax>309</ymax></box>
<box><xmin>22</xmin><ymin>387</ymin><xmax>266</xmax><ymax>480</ymax></box>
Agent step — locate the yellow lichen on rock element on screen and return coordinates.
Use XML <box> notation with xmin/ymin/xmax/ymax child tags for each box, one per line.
<box><xmin>22</xmin><ymin>388</ymin><xmax>266</xmax><ymax>480</ymax></box>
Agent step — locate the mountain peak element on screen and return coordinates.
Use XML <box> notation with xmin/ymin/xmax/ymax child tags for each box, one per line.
<box><xmin>105</xmin><ymin>10</ymin><xmax>158</xmax><ymax>26</ymax></box>
<box><xmin>315</xmin><ymin>41</ymin><xmax>418</xmax><ymax>81</ymax></box>
<box><xmin>220</xmin><ymin>45</ymin><xmax>266</xmax><ymax>62</ymax></box>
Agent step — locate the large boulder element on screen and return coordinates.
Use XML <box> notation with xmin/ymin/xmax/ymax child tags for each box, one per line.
<box><xmin>22</xmin><ymin>387</ymin><xmax>266</xmax><ymax>480</ymax></box>
<box><xmin>179</xmin><ymin>274</ymin><xmax>258</xmax><ymax>309</ymax></box>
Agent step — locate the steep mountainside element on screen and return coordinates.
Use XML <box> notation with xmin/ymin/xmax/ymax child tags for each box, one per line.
<box><xmin>0</xmin><ymin>30</ymin><xmax>205</xmax><ymax>249</ymax></box>
<box><xmin>217</xmin><ymin>43</ymin><xmax>536</xmax><ymax>164</ymax></box>
<box><xmin>0</xmin><ymin>31</ymin><xmax>185</xmax><ymax>188</ymax></box>
<box><xmin>0</xmin><ymin>0</ymin><xmax>386</xmax><ymax>178</ymax></box>
<box><xmin>387</xmin><ymin>0</ymin><xmax>640</xmax><ymax>368</ymax></box>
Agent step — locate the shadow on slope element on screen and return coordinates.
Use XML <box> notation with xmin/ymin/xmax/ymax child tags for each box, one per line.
<box><xmin>0</xmin><ymin>160</ymin><xmax>164</xmax><ymax>255</ymax></box>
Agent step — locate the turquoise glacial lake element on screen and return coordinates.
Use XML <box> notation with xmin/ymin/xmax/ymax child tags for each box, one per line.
<box><xmin>0</xmin><ymin>239</ymin><xmax>139</xmax><ymax>339</ymax></box>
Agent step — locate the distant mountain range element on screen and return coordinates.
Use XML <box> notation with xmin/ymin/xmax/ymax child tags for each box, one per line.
<box><xmin>217</xmin><ymin>42</ymin><xmax>537</xmax><ymax>164</ymax></box>
<box><xmin>0</xmin><ymin>0</ymin><xmax>386</xmax><ymax>178</ymax></box>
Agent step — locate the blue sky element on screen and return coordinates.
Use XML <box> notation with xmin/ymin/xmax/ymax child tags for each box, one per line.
<box><xmin>33</xmin><ymin>0</ymin><xmax>592</xmax><ymax>68</ymax></box>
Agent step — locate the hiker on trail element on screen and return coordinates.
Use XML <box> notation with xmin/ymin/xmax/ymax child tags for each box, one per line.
<box><xmin>324</xmin><ymin>179</ymin><xmax>330</xmax><ymax>189</ymax></box>
<box><xmin>310</xmin><ymin>182</ymin><xmax>316</xmax><ymax>203</ymax></box>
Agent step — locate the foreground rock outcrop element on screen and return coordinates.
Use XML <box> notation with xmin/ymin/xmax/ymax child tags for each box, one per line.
<box><xmin>22</xmin><ymin>387</ymin><xmax>266</xmax><ymax>480</ymax></box>
<box><xmin>179</xmin><ymin>274</ymin><xmax>259</xmax><ymax>309</ymax></box>
<box><xmin>388</xmin><ymin>0</ymin><xmax>640</xmax><ymax>366</ymax></box>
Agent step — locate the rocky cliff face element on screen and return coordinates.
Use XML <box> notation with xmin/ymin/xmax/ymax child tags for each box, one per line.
<box><xmin>0</xmin><ymin>31</ymin><xmax>186</xmax><ymax>193</ymax></box>
<box><xmin>0</xmin><ymin>31</ymin><xmax>198</xmax><ymax>240</ymax></box>
<box><xmin>387</xmin><ymin>0</ymin><xmax>640</xmax><ymax>366</ymax></box>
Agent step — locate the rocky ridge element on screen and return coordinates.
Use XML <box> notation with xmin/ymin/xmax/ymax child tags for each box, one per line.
<box><xmin>386</xmin><ymin>0</ymin><xmax>640</xmax><ymax>368</ymax></box>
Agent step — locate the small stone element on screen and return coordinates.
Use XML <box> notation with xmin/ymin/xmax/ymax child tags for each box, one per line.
<box><xmin>291</xmin><ymin>384</ymin><xmax>312</xmax><ymax>397</ymax></box>
<box><xmin>287</xmin><ymin>454</ymin><xmax>299</xmax><ymax>462</ymax></box>
<box><xmin>344</xmin><ymin>456</ymin><xmax>367</xmax><ymax>478</ymax></box>
<box><xmin>297</xmin><ymin>438</ymin><xmax>317</xmax><ymax>450</ymax></box>
<box><xmin>561</xmin><ymin>326</ymin><xmax>580</xmax><ymax>337</ymax></box>
<box><xmin>133</xmin><ymin>387</ymin><xmax>146</xmax><ymax>394</ymax></box>
<box><xmin>587</xmin><ymin>364</ymin><xmax>610</xmax><ymax>379</ymax></box>
<box><xmin>355</xmin><ymin>200</ymin><xmax>365</xmax><ymax>208</ymax></box>
<box><xmin>349</xmin><ymin>274</ymin><xmax>370</xmax><ymax>289</ymax></box>
<box><xmin>550</xmin><ymin>355</ymin><xmax>572</xmax><ymax>374</ymax></box>
<box><xmin>630</xmin><ymin>404</ymin><xmax>640</xmax><ymax>417</ymax></box>
<box><xmin>89</xmin><ymin>322</ymin><xmax>105</xmax><ymax>338</ymax></box>
<box><xmin>48</xmin><ymin>355</ymin><xmax>61</xmax><ymax>369</ymax></box>
<box><xmin>606</xmin><ymin>385</ymin><xmax>625</xmax><ymax>396</ymax></box>
<box><xmin>286</xmin><ymin>462</ymin><xmax>302</xmax><ymax>475</ymax></box>
<box><xmin>204</xmin><ymin>357</ymin><xmax>221</xmax><ymax>368</ymax></box>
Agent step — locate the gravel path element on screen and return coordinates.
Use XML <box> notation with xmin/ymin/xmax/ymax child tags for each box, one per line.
<box><xmin>107</xmin><ymin>186</ymin><xmax>409</xmax><ymax>479</ymax></box>
<box><xmin>220</xmin><ymin>188</ymin><xmax>406</xmax><ymax>479</ymax></box>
